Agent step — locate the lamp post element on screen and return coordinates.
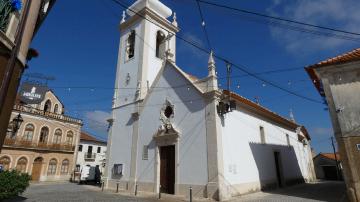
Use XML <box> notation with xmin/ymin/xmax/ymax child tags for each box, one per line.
<box><xmin>11</xmin><ymin>113</ymin><xmax>23</xmax><ymax>138</ymax></box>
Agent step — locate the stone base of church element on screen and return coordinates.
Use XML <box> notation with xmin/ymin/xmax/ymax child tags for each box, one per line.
<box><xmin>105</xmin><ymin>178</ymin><xmax>307</xmax><ymax>200</ymax></box>
<box><xmin>105</xmin><ymin>179</ymin><xmax>208</xmax><ymax>198</ymax></box>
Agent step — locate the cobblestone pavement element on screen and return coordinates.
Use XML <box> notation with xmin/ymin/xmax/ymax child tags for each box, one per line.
<box><xmin>4</xmin><ymin>181</ymin><xmax>347</xmax><ymax>202</ymax></box>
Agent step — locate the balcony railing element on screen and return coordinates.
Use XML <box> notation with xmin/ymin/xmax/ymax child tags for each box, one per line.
<box><xmin>13</xmin><ymin>104</ymin><xmax>82</xmax><ymax>125</ymax></box>
<box><xmin>3</xmin><ymin>137</ymin><xmax>75</xmax><ymax>152</ymax></box>
<box><xmin>84</xmin><ymin>152</ymin><xmax>96</xmax><ymax>160</ymax></box>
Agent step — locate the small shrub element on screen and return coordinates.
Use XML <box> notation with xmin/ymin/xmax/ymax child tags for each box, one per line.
<box><xmin>0</xmin><ymin>170</ymin><xmax>31</xmax><ymax>199</ymax></box>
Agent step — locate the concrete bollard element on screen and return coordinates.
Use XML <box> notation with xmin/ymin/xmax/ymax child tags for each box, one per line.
<box><xmin>101</xmin><ymin>181</ymin><xmax>104</xmax><ymax>192</ymax></box>
<box><xmin>189</xmin><ymin>186</ymin><xmax>192</xmax><ymax>202</ymax></box>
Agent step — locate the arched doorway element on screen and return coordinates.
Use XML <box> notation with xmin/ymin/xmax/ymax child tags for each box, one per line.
<box><xmin>31</xmin><ymin>157</ymin><xmax>43</xmax><ymax>181</ymax></box>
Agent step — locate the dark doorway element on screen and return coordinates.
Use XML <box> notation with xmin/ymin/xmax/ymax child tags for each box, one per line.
<box><xmin>274</xmin><ymin>151</ymin><xmax>283</xmax><ymax>187</ymax></box>
<box><xmin>323</xmin><ymin>166</ymin><xmax>338</xmax><ymax>180</ymax></box>
<box><xmin>160</xmin><ymin>145</ymin><xmax>175</xmax><ymax>194</ymax></box>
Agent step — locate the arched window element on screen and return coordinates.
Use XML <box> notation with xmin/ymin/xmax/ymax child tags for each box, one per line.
<box><xmin>0</xmin><ymin>156</ymin><xmax>11</xmax><ymax>170</ymax></box>
<box><xmin>23</xmin><ymin>124</ymin><xmax>34</xmax><ymax>142</ymax></box>
<box><xmin>54</xmin><ymin>104</ymin><xmax>59</xmax><ymax>114</ymax></box>
<box><xmin>126</xmin><ymin>30</ymin><xmax>135</xmax><ymax>60</ymax></box>
<box><xmin>16</xmin><ymin>157</ymin><xmax>27</xmax><ymax>173</ymax></box>
<box><xmin>156</xmin><ymin>31</ymin><xmax>166</xmax><ymax>58</ymax></box>
<box><xmin>66</xmin><ymin>131</ymin><xmax>74</xmax><ymax>145</ymax></box>
<box><xmin>53</xmin><ymin>129</ymin><xmax>62</xmax><ymax>144</ymax></box>
<box><xmin>44</xmin><ymin>100</ymin><xmax>51</xmax><ymax>112</ymax></box>
<box><xmin>60</xmin><ymin>159</ymin><xmax>69</xmax><ymax>174</ymax></box>
<box><xmin>39</xmin><ymin>127</ymin><xmax>49</xmax><ymax>144</ymax></box>
<box><xmin>47</xmin><ymin>159</ymin><xmax>57</xmax><ymax>175</ymax></box>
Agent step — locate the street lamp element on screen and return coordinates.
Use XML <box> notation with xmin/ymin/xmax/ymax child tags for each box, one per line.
<box><xmin>11</xmin><ymin>113</ymin><xmax>23</xmax><ymax>138</ymax></box>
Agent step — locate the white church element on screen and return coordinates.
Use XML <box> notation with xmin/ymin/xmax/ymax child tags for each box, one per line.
<box><xmin>104</xmin><ymin>0</ymin><xmax>316</xmax><ymax>200</ymax></box>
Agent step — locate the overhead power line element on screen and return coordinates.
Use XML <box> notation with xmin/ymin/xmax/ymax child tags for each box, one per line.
<box><xmin>197</xmin><ymin>0</ymin><xmax>360</xmax><ymax>37</ymax></box>
<box><xmin>109</xmin><ymin>0</ymin><xmax>322</xmax><ymax>104</ymax></box>
<box><xmin>195</xmin><ymin>0</ymin><xmax>212</xmax><ymax>50</ymax></box>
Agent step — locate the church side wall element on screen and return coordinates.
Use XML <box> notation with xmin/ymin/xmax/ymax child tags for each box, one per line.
<box><xmin>106</xmin><ymin>104</ymin><xmax>136</xmax><ymax>189</ymax></box>
<box><xmin>220</xmin><ymin>107</ymin><xmax>313</xmax><ymax>197</ymax></box>
<box><xmin>135</xmin><ymin>64</ymin><xmax>208</xmax><ymax>197</ymax></box>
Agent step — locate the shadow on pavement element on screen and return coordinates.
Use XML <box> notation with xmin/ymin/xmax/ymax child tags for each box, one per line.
<box><xmin>263</xmin><ymin>181</ymin><xmax>348</xmax><ymax>202</ymax></box>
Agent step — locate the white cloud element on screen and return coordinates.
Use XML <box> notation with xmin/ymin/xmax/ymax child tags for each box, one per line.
<box><xmin>178</xmin><ymin>32</ymin><xmax>207</xmax><ymax>59</ymax></box>
<box><xmin>309</xmin><ymin>127</ymin><xmax>333</xmax><ymax>136</ymax></box>
<box><xmin>267</xmin><ymin>0</ymin><xmax>360</xmax><ymax>54</ymax></box>
<box><xmin>84</xmin><ymin>110</ymin><xmax>111</xmax><ymax>135</ymax></box>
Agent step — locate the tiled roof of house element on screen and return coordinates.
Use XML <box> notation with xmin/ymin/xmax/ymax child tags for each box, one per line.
<box><xmin>316</xmin><ymin>152</ymin><xmax>341</xmax><ymax>161</ymax></box>
<box><xmin>80</xmin><ymin>132</ymin><xmax>107</xmax><ymax>144</ymax></box>
<box><xmin>306</xmin><ymin>48</ymin><xmax>360</xmax><ymax>95</ymax></box>
<box><xmin>307</xmin><ymin>48</ymin><xmax>360</xmax><ymax>69</ymax></box>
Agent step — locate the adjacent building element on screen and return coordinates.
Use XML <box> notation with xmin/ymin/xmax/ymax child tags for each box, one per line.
<box><xmin>105</xmin><ymin>0</ymin><xmax>316</xmax><ymax>201</ymax></box>
<box><xmin>0</xmin><ymin>88</ymin><xmax>82</xmax><ymax>181</ymax></box>
<box><xmin>313</xmin><ymin>153</ymin><xmax>342</xmax><ymax>180</ymax></box>
<box><xmin>76</xmin><ymin>132</ymin><xmax>107</xmax><ymax>173</ymax></box>
<box><xmin>306</xmin><ymin>48</ymin><xmax>360</xmax><ymax>202</ymax></box>
<box><xmin>0</xmin><ymin>0</ymin><xmax>56</xmax><ymax>151</ymax></box>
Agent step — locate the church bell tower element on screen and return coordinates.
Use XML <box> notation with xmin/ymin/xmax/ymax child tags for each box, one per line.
<box><xmin>113</xmin><ymin>0</ymin><xmax>179</xmax><ymax>108</ymax></box>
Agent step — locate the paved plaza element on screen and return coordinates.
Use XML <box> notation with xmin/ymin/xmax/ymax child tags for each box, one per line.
<box><xmin>4</xmin><ymin>181</ymin><xmax>347</xmax><ymax>202</ymax></box>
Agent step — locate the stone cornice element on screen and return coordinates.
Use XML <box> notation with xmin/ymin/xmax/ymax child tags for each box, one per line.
<box><xmin>120</xmin><ymin>7</ymin><xmax>179</xmax><ymax>33</ymax></box>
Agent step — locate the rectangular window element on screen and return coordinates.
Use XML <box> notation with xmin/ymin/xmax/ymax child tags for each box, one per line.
<box><xmin>286</xmin><ymin>134</ymin><xmax>290</xmax><ymax>146</ymax></box>
<box><xmin>97</xmin><ymin>147</ymin><xmax>101</xmax><ymax>153</ymax></box>
<box><xmin>260</xmin><ymin>126</ymin><xmax>265</xmax><ymax>144</ymax></box>
<box><xmin>78</xmin><ymin>145</ymin><xmax>83</xmax><ymax>152</ymax></box>
<box><xmin>88</xmin><ymin>146</ymin><xmax>93</xmax><ymax>153</ymax></box>
<box><xmin>142</xmin><ymin>145</ymin><xmax>149</xmax><ymax>160</ymax></box>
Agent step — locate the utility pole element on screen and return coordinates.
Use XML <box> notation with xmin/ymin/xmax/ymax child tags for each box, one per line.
<box><xmin>0</xmin><ymin>0</ymin><xmax>32</xmax><ymax>114</ymax></box>
<box><xmin>331</xmin><ymin>136</ymin><xmax>341</xmax><ymax>180</ymax></box>
<box><xmin>226</xmin><ymin>62</ymin><xmax>231</xmax><ymax>102</ymax></box>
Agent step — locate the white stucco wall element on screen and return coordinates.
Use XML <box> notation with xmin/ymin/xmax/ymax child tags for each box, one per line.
<box><xmin>135</xmin><ymin>63</ymin><xmax>208</xmax><ymax>186</ymax></box>
<box><xmin>107</xmin><ymin>104</ymin><xmax>136</xmax><ymax>180</ymax></box>
<box><xmin>221</xmin><ymin>106</ymin><xmax>313</xmax><ymax>191</ymax></box>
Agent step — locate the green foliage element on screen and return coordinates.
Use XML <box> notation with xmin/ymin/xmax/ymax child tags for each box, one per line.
<box><xmin>0</xmin><ymin>170</ymin><xmax>31</xmax><ymax>199</ymax></box>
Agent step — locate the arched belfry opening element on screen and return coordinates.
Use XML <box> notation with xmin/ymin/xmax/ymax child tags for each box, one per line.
<box><xmin>156</xmin><ymin>31</ymin><xmax>166</xmax><ymax>58</ymax></box>
<box><xmin>126</xmin><ymin>30</ymin><xmax>136</xmax><ymax>60</ymax></box>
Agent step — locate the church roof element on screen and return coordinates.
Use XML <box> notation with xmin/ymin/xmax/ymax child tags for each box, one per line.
<box><xmin>224</xmin><ymin>90</ymin><xmax>303</xmax><ymax>132</ymax></box>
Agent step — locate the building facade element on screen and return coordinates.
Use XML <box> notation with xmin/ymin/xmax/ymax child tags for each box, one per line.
<box><xmin>76</xmin><ymin>132</ymin><xmax>107</xmax><ymax>173</ymax></box>
<box><xmin>306</xmin><ymin>48</ymin><xmax>360</xmax><ymax>202</ymax></box>
<box><xmin>0</xmin><ymin>90</ymin><xmax>82</xmax><ymax>181</ymax></box>
<box><xmin>313</xmin><ymin>153</ymin><xmax>342</xmax><ymax>181</ymax></box>
<box><xmin>0</xmin><ymin>0</ymin><xmax>56</xmax><ymax>151</ymax></box>
<box><xmin>105</xmin><ymin>0</ymin><xmax>316</xmax><ymax>201</ymax></box>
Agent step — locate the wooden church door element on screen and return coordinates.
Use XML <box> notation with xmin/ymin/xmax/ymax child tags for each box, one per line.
<box><xmin>160</xmin><ymin>145</ymin><xmax>175</xmax><ymax>194</ymax></box>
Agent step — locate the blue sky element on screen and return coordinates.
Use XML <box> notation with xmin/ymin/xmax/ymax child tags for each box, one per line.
<box><xmin>27</xmin><ymin>0</ymin><xmax>360</xmax><ymax>153</ymax></box>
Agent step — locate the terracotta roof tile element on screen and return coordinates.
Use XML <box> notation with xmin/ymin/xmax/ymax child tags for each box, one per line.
<box><xmin>319</xmin><ymin>153</ymin><xmax>340</xmax><ymax>161</ymax></box>
<box><xmin>307</xmin><ymin>48</ymin><xmax>360</xmax><ymax>69</ymax></box>
<box><xmin>80</xmin><ymin>131</ymin><xmax>107</xmax><ymax>144</ymax></box>
<box><xmin>224</xmin><ymin>90</ymin><xmax>304</xmax><ymax>134</ymax></box>
<box><xmin>305</xmin><ymin>48</ymin><xmax>360</xmax><ymax>95</ymax></box>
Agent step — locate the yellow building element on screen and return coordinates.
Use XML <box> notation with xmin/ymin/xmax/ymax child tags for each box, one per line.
<box><xmin>0</xmin><ymin>89</ymin><xmax>82</xmax><ymax>181</ymax></box>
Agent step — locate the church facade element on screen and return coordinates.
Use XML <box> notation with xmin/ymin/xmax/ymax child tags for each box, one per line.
<box><xmin>104</xmin><ymin>0</ymin><xmax>316</xmax><ymax>200</ymax></box>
